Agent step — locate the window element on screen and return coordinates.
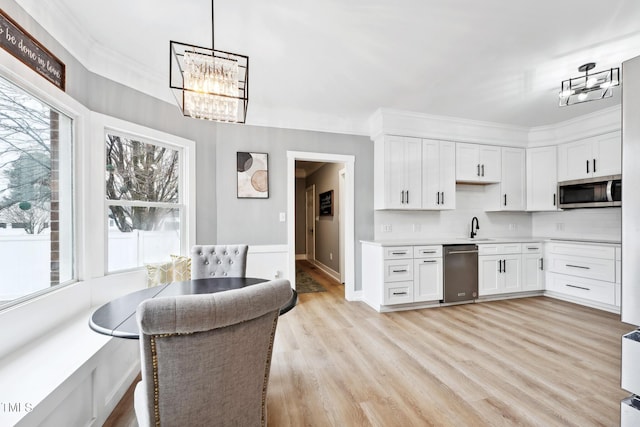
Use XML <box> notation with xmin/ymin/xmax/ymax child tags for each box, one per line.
<box><xmin>105</xmin><ymin>132</ymin><xmax>183</xmax><ymax>272</ymax></box>
<box><xmin>0</xmin><ymin>76</ymin><xmax>74</xmax><ymax>308</ymax></box>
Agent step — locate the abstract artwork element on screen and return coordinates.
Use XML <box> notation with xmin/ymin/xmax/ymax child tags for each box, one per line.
<box><xmin>237</xmin><ymin>152</ymin><xmax>269</xmax><ymax>198</ymax></box>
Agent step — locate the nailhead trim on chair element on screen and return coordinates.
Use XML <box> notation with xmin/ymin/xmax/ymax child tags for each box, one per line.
<box><xmin>150</xmin><ymin>332</ymin><xmax>192</xmax><ymax>427</ymax></box>
<box><xmin>261</xmin><ymin>313</ymin><xmax>279</xmax><ymax>427</ymax></box>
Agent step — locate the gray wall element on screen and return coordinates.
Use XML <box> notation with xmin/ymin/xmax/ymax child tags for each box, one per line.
<box><xmin>306</xmin><ymin>163</ymin><xmax>343</xmax><ymax>273</ymax></box>
<box><xmin>5</xmin><ymin>0</ymin><xmax>375</xmax><ymax>290</ymax></box>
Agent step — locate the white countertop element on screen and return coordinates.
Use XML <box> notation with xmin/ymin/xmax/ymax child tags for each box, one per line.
<box><xmin>360</xmin><ymin>236</ymin><xmax>621</xmax><ymax>246</ymax></box>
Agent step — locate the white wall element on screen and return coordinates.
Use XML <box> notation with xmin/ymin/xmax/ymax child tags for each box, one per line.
<box><xmin>375</xmin><ymin>184</ymin><xmax>533</xmax><ymax>240</ymax></box>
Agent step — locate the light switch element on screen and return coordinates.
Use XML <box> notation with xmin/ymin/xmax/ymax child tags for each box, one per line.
<box><xmin>279</xmin><ymin>212</ymin><xmax>286</xmax><ymax>222</ymax></box>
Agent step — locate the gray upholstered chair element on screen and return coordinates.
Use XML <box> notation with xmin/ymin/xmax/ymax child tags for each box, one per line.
<box><xmin>190</xmin><ymin>244</ymin><xmax>249</xmax><ymax>279</ymax></box>
<box><xmin>133</xmin><ymin>279</ymin><xmax>293</xmax><ymax>427</ymax></box>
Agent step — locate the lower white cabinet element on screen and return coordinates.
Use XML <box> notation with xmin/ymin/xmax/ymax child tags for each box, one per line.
<box><xmin>362</xmin><ymin>242</ymin><xmax>442</xmax><ymax>311</ymax></box>
<box><xmin>414</xmin><ymin>257</ymin><xmax>443</xmax><ymax>302</ymax></box>
<box><xmin>478</xmin><ymin>242</ymin><xmax>542</xmax><ymax>296</ymax></box>
<box><xmin>522</xmin><ymin>243</ymin><xmax>544</xmax><ymax>291</ymax></box>
<box><xmin>479</xmin><ymin>254</ymin><xmax>521</xmax><ymax>296</ymax></box>
<box><xmin>545</xmin><ymin>241</ymin><xmax>620</xmax><ymax>311</ymax></box>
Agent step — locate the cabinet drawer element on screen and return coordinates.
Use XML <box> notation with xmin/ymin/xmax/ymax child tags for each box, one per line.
<box><xmin>383</xmin><ymin>260</ymin><xmax>413</xmax><ymax>282</ymax></box>
<box><xmin>546</xmin><ymin>273</ymin><xmax>615</xmax><ymax>305</ymax></box>
<box><xmin>547</xmin><ymin>255</ymin><xmax>615</xmax><ymax>282</ymax></box>
<box><xmin>522</xmin><ymin>243</ymin><xmax>542</xmax><ymax>254</ymax></box>
<box><xmin>547</xmin><ymin>242</ymin><xmax>615</xmax><ymax>260</ymax></box>
<box><xmin>383</xmin><ymin>282</ymin><xmax>413</xmax><ymax>305</ymax></box>
<box><xmin>478</xmin><ymin>243</ymin><xmax>522</xmax><ymax>255</ymax></box>
<box><xmin>383</xmin><ymin>246</ymin><xmax>413</xmax><ymax>259</ymax></box>
<box><xmin>414</xmin><ymin>245</ymin><xmax>442</xmax><ymax>258</ymax></box>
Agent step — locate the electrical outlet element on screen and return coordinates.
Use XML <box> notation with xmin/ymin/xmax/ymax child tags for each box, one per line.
<box><xmin>329</xmin><ymin>253</ymin><xmax>333</xmax><ymax>260</ymax></box>
<box><xmin>556</xmin><ymin>222</ymin><xmax>564</xmax><ymax>231</ymax></box>
<box><xmin>413</xmin><ymin>224</ymin><xmax>421</xmax><ymax>232</ymax></box>
<box><xmin>509</xmin><ymin>223</ymin><xmax>517</xmax><ymax>231</ymax></box>
<box><xmin>382</xmin><ymin>224</ymin><xmax>392</xmax><ymax>232</ymax></box>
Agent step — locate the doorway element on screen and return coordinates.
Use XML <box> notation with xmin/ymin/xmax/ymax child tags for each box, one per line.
<box><xmin>287</xmin><ymin>151</ymin><xmax>355</xmax><ymax>300</ymax></box>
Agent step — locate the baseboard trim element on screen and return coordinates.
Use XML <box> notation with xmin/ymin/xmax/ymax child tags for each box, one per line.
<box><xmin>311</xmin><ymin>260</ymin><xmax>341</xmax><ymax>282</ymax></box>
<box><xmin>295</xmin><ymin>254</ymin><xmax>307</xmax><ymax>260</ymax></box>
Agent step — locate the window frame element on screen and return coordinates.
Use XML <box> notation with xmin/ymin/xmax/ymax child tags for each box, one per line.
<box><xmin>94</xmin><ymin>114</ymin><xmax>196</xmax><ymax>275</ymax></box>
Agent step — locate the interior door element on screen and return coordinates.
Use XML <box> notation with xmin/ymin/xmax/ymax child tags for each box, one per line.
<box><xmin>305</xmin><ymin>186</ymin><xmax>315</xmax><ymax>262</ymax></box>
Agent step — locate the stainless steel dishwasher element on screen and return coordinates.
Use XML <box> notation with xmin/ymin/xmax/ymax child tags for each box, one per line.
<box><xmin>442</xmin><ymin>244</ymin><xmax>478</xmax><ymax>303</ymax></box>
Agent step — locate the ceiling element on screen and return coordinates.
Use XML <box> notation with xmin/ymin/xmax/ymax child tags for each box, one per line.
<box><xmin>14</xmin><ymin>0</ymin><xmax>640</xmax><ymax>135</ymax></box>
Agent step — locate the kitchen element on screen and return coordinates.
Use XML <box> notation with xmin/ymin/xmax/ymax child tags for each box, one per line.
<box><xmin>2</xmin><ymin>1</ymin><xmax>640</xmax><ymax>425</ymax></box>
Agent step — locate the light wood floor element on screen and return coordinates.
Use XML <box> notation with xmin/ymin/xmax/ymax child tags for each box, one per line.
<box><xmin>105</xmin><ymin>261</ymin><xmax>631</xmax><ymax>426</ymax></box>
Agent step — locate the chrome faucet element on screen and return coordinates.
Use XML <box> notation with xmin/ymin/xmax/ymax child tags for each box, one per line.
<box><xmin>470</xmin><ymin>217</ymin><xmax>480</xmax><ymax>238</ymax></box>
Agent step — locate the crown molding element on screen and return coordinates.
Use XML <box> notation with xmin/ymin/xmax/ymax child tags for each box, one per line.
<box><xmin>369</xmin><ymin>108</ymin><xmax>530</xmax><ymax>147</ymax></box>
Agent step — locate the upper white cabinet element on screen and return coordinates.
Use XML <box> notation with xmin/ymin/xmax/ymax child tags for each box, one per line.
<box><xmin>375</xmin><ymin>135</ymin><xmax>422</xmax><ymax>209</ymax></box>
<box><xmin>456</xmin><ymin>143</ymin><xmax>501</xmax><ymax>183</ymax></box>
<box><xmin>557</xmin><ymin>131</ymin><xmax>621</xmax><ymax>182</ymax></box>
<box><xmin>485</xmin><ymin>147</ymin><xmax>525</xmax><ymax>211</ymax></box>
<box><xmin>526</xmin><ymin>146</ymin><xmax>558</xmax><ymax>211</ymax></box>
<box><xmin>422</xmin><ymin>139</ymin><xmax>456</xmax><ymax>209</ymax></box>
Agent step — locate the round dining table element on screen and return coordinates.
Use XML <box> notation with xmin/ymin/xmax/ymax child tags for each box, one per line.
<box><xmin>89</xmin><ymin>277</ymin><xmax>297</xmax><ymax>339</ymax></box>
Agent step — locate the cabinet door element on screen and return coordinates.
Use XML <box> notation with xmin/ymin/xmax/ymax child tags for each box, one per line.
<box><xmin>501</xmin><ymin>147</ymin><xmax>525</xmax><ymax>210</ymax></box>
<box><xmin>522</xmin><ymin>253</ymin><xmax>544</xmax><ymax>291</ymax></box>
<box><xmin>422</xmin><ymin>140</ymin><xmax>455</xmax><ymax>210</ymax></box>
<box><xmin>591</xmin><ymin>132</ymin><xmax>621</xmax><ymax>177</ymax></box>
<box><xmin>384</xmin><ymin>136</ymin><xmax>406</xmax><ymax>208</ymax></box>
<box><xmin>456</xmin><ymin>143</ymin><xmax>480</xmax><ymax>182</ymax></box>
<box><xmin>413</xmin><ymin>258</ymin><xmax>443</xmax><ymax>302</ymax></box>
<box><xmin>404</xmin><ymin>138</ymin><xmax>422</xmax><ymax>208</ymax></box>
<box><xmin>422</xmin><ymin>139</ymin><xmax>441</xmax><ymax>209</ymax></box>
<box><xmin>479</xmin><ymin>256</ymin><xmax>501</xmax><ymax>296</ymax></box>
<box><xmin>526</xmin><ymin>146</ymin><xmax>558</xmax><ymax>211</ymax></box>
<box><xmin>479</xmin><ymin>145</ymin><xmax>502</xmax><ymax>183</ymax></box>
<box><xmin>502</xmin><ymin>255</ymin><xmax>522</xmax><ymax>293</ymax></box>
<box><xmin>438</xmin><ymin>141</ymin><xmax>456</xmax><ymax>209</ymax></box>
<box><xmin>557</xmin><ymin>139</ymin><xmax>592</xmax><ymax>181</ymax></box>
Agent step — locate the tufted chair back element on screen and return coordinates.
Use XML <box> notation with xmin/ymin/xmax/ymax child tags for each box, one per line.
<box><xmin>133</xmin><ymin>279</ymin><xmax>293</xmax><ymax>427</ymax></box>
<box><xmin>190</xmin><ymin>244</ymin><xmax>248</xmax><ymax>279</ymax></box>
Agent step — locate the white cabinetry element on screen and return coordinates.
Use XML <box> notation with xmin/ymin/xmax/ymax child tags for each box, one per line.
<box><xmin>422</xmin><ymin>139</ymin><xmax>456</xmax><ymax>209</ymax></box>
<box><xmin>413</xmin><ymin>246</ymin><xmax>443</xmax><ymax>302</ymax></box>
<box><xmin>526</xmin><ymin>146</ymin><xmax>558</xmax><ymax>211</ymax></box>
<box><xmin>375</xmin><ymin>135</ymin><xmax>422</xmax><ymax>209</ymax></box>
<box><xmin>557</xmin><ymin>132</ymin><xmax>621</xmax><ymax>181</ymax></box>
<box><xmin>375</xmin><ymin>136</ymin><xmax>455</xmax><ymax>210</ymax></box>
<box><xmin>478</xmin><ymin>243</ymin><xmax>523</xmax><ymax>296</ymax></box>
<box><xmin>487</xmin><ymin>147</ymin><xmax>526</xmax><ymax>211</ymax></box>
<box><xmin>456</xmin><ymin>143</ymin><xmax>501</xmax><ymax>183</ymax></box>
<box><xmin>545</xmin><ymin>241</ymin><xmax>619</xmax><ymax>311</ymax></box>
<box><xmin>522</xmin><ymin>243</ymin><xmax>544</xmax><ymax>291</ymax></box>
<box><xmin>362</xmin><ymin>243</ymin><xmax>442</xmax><ymax>311</ymax></box>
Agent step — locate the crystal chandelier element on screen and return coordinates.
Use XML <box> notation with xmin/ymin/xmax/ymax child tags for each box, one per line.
<box><xmin>559</xmin><ymin>63</ymin><xmax>619</xmax><ymax>107</ymax></box>
<box><xmin>170</xmin><ymin>0</ymin><xmax>249</xmax><ymax>123</ymax></box>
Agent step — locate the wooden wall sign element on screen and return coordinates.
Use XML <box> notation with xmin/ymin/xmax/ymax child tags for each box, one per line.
<box><xmin>0</xmin><ymin>9</ymin><xmax>65</xmax><ymax>90</ymax></box>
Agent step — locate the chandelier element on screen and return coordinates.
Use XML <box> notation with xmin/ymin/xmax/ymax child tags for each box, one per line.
<box><xmin>559</xmin><ymin>63</ymin><xmax>619</xmax><ymax>107</ymax></box>
<box><xmin>170</xmin><ymin>0</ymin><xmax>249</xmax><ymax>123</ymax></box>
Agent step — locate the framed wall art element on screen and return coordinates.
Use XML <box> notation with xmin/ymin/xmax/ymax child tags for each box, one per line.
<box><xmin>319</xmin><ymin>190</ymin><xmax>334</xmax><ymax>216</ymax></box>
<box><xmin>237</xmin><ymin>152</ymin><xmax>269</xmax><ymax>198</ymax></box>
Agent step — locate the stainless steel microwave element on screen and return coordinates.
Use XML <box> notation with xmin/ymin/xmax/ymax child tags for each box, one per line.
<box><xmin>558</xmin><ymin>175</ymin><xmax>621</xmax><ymax>209</ymax></box>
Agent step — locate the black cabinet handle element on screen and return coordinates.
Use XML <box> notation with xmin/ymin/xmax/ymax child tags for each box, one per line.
<box><xmin>503</xmin><ymin>259</ymin><xmax>506</xmax><ymax>273</ymax></box>
<box><xmin>566</xmin><ymin>284</ymin><xmax>590</xmax><ymax>291</ymax></box>
<box><xmin>477</xmin><ymin>164</ymin><xmax>480</xmax><ymax>176</ymax></box>
<box><xmin>553</xmin><ymin>193</ymin><xmax>556</xmax><ymax>206</ymax></box>
<box><xmin>481</xmin><ymin>164</ymin><xmax>485</xmax><ymax>177</ymax></box>
<box><xmin>393</xmin><ymin>291</ymin><xmax>408</xmax><ymax>296</ymax></box>
<box><xmin>593</xmin><ymin>158</ymin><xmax>596</xmax><ymax>173</ymax></box>
<box><xmin>566</xmin><ymin>264</ymin><xmax>590</xmax><ymax>270</ymax></box>
<box><xmin>437</xmin><ymin>192</ymin><xmax>440</xmax><ymax>205</ymax></box>
<box><xmin>498</xmin><ymin>260</ymin><xmax>502</xmax><ymax>273</ymax></box>
<box><xmin>504</xmin><ymin>194</ymin><xmax>507</xmax><ymax>206</ymax></box>
<box><xmin>392</xmin><ymin>269</ymin><xmax>408</xmax><ymax>273</ymax></box>
<box><xmin>406</xmin><ymin>190</ymin><xmax>409</xmax><ymax>204</ymax></box>
<box><xmin>540</xmin><ymin>258</ymin><xmax>544</xmax><ymax>270</ymax></box>
<box><xmin>401</xmin><ymin>191</ymin><xmax>405</xmax><ymax>204</ymax></box>
<box><xmin>441</xmin><ymin>192</ymin><xmax>444</xmax><ymax>204</ymax></box>
<box><xmin>586</xmin><ymin>160</ymin><xmax>589</xmax><ymax>174</ymax></box>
